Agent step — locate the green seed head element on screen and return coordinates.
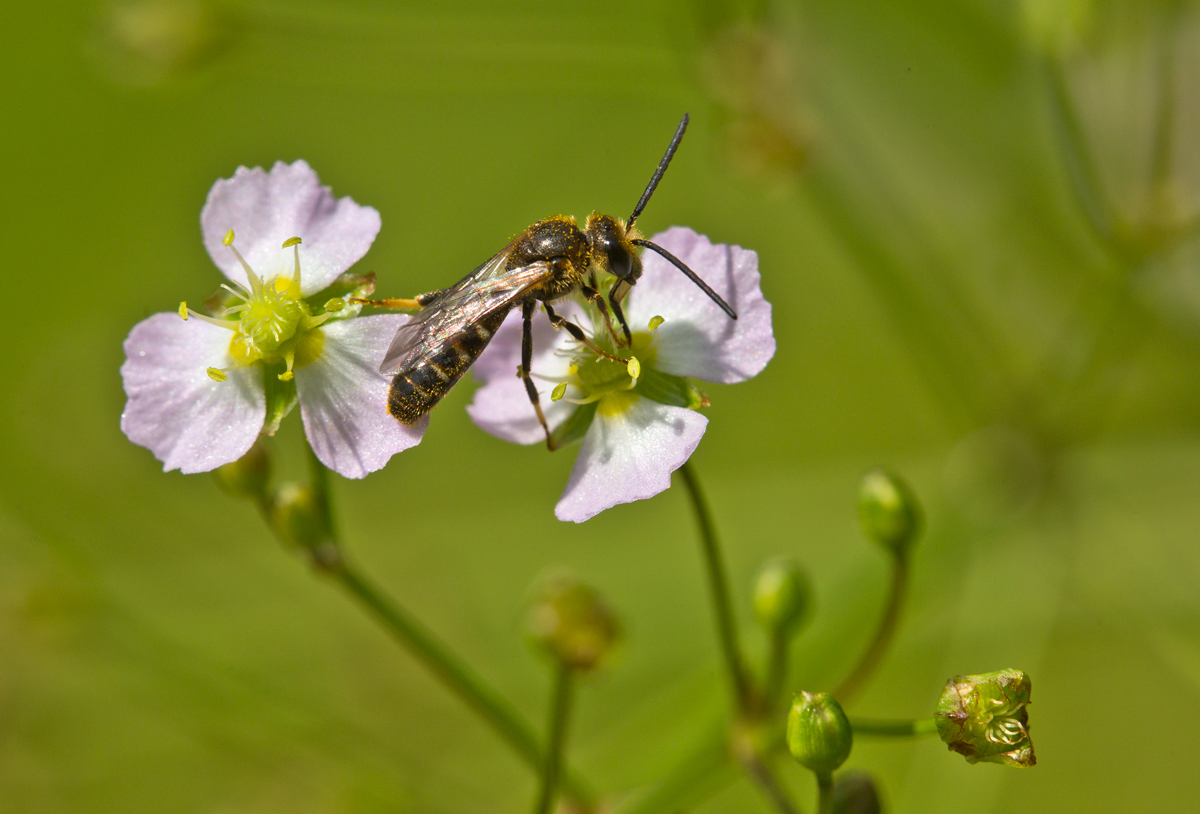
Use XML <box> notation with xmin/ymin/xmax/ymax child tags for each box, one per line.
<box><xmin>787</xmin><ymin>691</ymin><xmax>853</xmax><ymax>775</ymax></box>
<box><xmin>753</xmin><ymin>557</ymin><xmax>813</xmax><ymax>636</ymax></box>
<box><xmin>857</xmin><ymin>468</ymin><xmax>922</xmax><ymax>557</ymax></box>
<box><xmin>526</xmin><ymin>576</ymin><xmax>621</xmax><ymax>671</ymax></box>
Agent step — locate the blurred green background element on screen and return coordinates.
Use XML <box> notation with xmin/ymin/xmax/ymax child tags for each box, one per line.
<box><xmin>4</xmin><ymin>0</ymin><xmax>1200</xmax><ymax>810</ymax></box>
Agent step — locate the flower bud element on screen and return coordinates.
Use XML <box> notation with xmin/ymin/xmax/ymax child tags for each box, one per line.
<box><xmin>753</xmin><ymin>557</ymin><xmax>812</xmax><ymax>636</ymax></box>
<box><xmin>526</xmin><ymin>576</ymin><xmax>620</xmax><ymax>671</ymax></box>
<box><xmin>787</xmin><ymin>691</ymin><xmax>853</xmax><ymax>775</ymax></box>
<box><xmin>213</xmin><ymin>441</ymin><xmax>270</xmax><ymax>498</ymax></box>
<box><xmin>857</xmin><ymin>468</ymin><xmax>922</xmax><ymax>557</ymax></box>
<box><xmin>271</xmin><ymin>483</ymin><xmax>330</xmax><ymax>550</ymax></box>
<box><xmin>831</xmin><ymin>772</ymin><xmax>882</xmax><ymax>814</ymax></box>
<box><xmin>936</xmin><ymin>669</ymin><xmax>1035</xmax><ymax>768</ymax></box>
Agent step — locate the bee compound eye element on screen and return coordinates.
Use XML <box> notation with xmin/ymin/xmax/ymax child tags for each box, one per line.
<box><xmin>608</xmin><ymin>243</ymin><xmax>633</xmax><ymax>282</ymax></box>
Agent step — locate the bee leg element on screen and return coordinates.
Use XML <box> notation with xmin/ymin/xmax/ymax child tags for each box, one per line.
<box><xmin>542</xmin><ymin>302</ymin><xmax>628</xmax><ymax>364</ymax></box>
<box><xmin>582</xmin><ymin>275</ymin><xmax>628</xmax><ymax>348</ymax></box>
<box><xmin>350</xmin><ymin>288</ymin><xmax>447</xmax><ymax>311</ymax></box>
<box><xmin>606</xmin><ymin>290</ymin><xmax>634</xmax><ymax>346</ymax></box>
<box><xmin>521</xmin><ymin>299</ymin><xmax>556</xmax><ymax>450</ymax></box>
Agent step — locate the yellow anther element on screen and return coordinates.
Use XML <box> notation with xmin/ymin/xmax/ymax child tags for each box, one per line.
<box><xmin>281</xmin><ymin>236</ymin><xmax>302</xmax><ymax>248</ymax></box>
<box><xmin>178</xmin><ymin>301</ymin><xmax>189</xmax><ymax>320</ymax></box>
<box><xmin>551</xmin><ymin>382</ymin><xmax>568</xmax><ymax>402</ymax></box>
<box><xmin>626</xmin><ymin>356</ymin><xmax>641</xmax><ymax>379</ymax></box>
<box><xmin>323</xmin><ymin>298</ymin><xmax>345</xmax><ymax>313</ymax></box>
<box><xmin>278</xmin><ymin>370</ymin><xmax>294</xmax><ymax>381</ymax></box>
<box><xmin>207</xmin><ymin>367</ymin><xmax>228</xmax><ymax>382</ymax></box>
<box><xmin>222</xmin><ymin>229</ymin><xmax>235</xmax><ymax>246</ymax></box>
<box><xmin>648</xmin><ymin>315</ymin><xmax>665</xmax><ymax>331</ymax></box>
<box><xmin>273</xmin><ymin>277</ymin><xmax>293</xmax><ymax>293</ymax></box>
<box><xmin>568</xmin><ymin>364</ymin><xmax>579</xmax><ymax>375</ymax></box>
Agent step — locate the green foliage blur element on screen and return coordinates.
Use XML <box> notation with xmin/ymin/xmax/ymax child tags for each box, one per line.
<box><xmin>3</xmin><ymin>0</ymin><xmax>1200</xmax><ymax>810</ymax></box>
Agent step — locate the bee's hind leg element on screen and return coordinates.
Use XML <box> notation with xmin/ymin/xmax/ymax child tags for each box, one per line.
<box><xmin>351</xmin><ymin>288</ymin><xmax>447</xmax><ymax>311</ymax></box>
<box><xmin>520</xmin><ymin>300</ymin><xmax>557</xmax><ymax>450</ymax></box>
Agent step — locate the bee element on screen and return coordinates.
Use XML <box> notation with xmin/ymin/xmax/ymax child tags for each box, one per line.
<box><xmin>372</xmin><ymin>114</ymin><xmax>736</xmax><ymax>446</ymax></box>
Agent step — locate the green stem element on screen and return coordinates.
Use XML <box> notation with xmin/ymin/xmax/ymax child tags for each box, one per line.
<box><xmin>741</xmin><ymin>749</ymin><xmax>804</xmax><ymax>814</ymax></box>
<box><xmin>296</xmin><ymin>453</ymin><xmax>594</xmax><ymax>808</ymax></box>
<box><xmin>611</xmin><ymin>725</ymin><xmax>735</xmax><ymax>814</ymax></box>
<box><xmin>850</xmin><ymin>717</ymin><xmax>938</xmax><ymax>738</ymax></box>
<box><xmin>534</xmin><ymin>663</ymin><xmax>574</xmax><ymax>814</ymax></box>
<box><xmin>816</xmin><ymin>772</ymin><xmax>833</xmax><ymax>814</ymax></box>
<box><xmin>833</xmin><ymin>554</ymin><xmax>908</xmax><ymax>702</ymax></box>
<box><xmin>763</xmin><ymin>628</ymin><xmax>790</xmax><ymax>714</ymax></box>
<box><xmin>678</xmin><ymin>460</ymin><xmax>753</xmax><ymax>712</ymax></box>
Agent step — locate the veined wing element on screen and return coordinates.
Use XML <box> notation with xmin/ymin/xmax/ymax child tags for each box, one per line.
<box><xmin>379</xmin><ymin>252</ymin><xmax>554</xmax><ymax>374</ymax></box>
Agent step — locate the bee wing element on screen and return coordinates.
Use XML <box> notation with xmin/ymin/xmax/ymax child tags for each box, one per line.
<box><xmin>379</xmin><ymin>252</ymin><xmax>555</xmax><ymax>375</ymax></box>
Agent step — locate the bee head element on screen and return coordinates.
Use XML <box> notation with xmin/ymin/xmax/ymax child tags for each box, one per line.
<box><xmin>585</xmin><ymin>213</ymin><xmax>642</xmax><ymax>286</ymax></box>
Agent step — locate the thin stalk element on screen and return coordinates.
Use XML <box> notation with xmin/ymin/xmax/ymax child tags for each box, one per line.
<box><xmin>741</xmin><ymin>749</ymin><xmax>804</xmax><ymax>814</ymax></box>
<box><xmin>833</xmin><ymin>555</ymin><xmax>909</xmax><ymax>702</ymax></box>
<box><xmin>816</xmin><ymin>772</ymin><xmax>833</xmax><ymax>814</ymax></box>
<box><xmin>299</xmin><ymin>453</ymin><xmax>594</xmax><ymax>808</ymax></box>
<box><xmin>678</xmin><ymin>460</ymin><xmax>753</xmax><ymax>711</ymax></box>
<box><xmin>850</xmin><ymin>717</ymin><xmax>938</xmax><ymax>738</ymax></box>
<box><xmin>611</xmin><ymin>725</ymin><xmax>735</xmax><ymax>814</ymax></box>
<box><xmin>534</xmin><ymin>663</ymin><xmax>575</xmax><ymax>814</ymax></box>
<box><xmin>763</xmin><ymin>628</ymin><xmax>790</xmax><ymax>714</ymax></box>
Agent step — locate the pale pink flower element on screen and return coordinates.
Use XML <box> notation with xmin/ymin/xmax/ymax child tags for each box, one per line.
<box><xmin>468</xmin><ymin>227</ymin><xmax>774</xmax><ymax>522</ymax></box>
<box><xmin>121</xmin><ymin>160</ymin><xmax>426</xmax><ymax>479</ymax></box>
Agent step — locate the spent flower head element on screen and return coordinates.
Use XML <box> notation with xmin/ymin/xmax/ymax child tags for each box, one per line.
<box><xmin>121</xmin><ymin>160</ymin><xmax>426</xmax><ymax>478</ymax></box>
<box><xmin>936</xmin><ymin>668</ymin><xmax>1036</xmax><ymax>768</ymax></box>
<box><xmin>468</xmin><ymin>227</ymin><xmax>774</xmax><ymax>522</ymax></box>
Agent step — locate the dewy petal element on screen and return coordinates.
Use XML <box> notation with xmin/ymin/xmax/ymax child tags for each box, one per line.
<box><xmin>120</xmin><ymin>313</ymin><xmax>265</xmax><ymax>473</ymax></box>
<box><xmin>201</xmin><ymin>160</ymin><xmax>381</xmax><ymax>296</ymax></box>
<box><xmin>627</xmin><ymin>227</ymin><xmax>775</xmax><ymax>384</ymax></box>
<box><xmin>555</xmin><ymin>398</ymin><xmax>708</xmax><ymax>523</ymax></box>
<box><xmin>468</xmin><ymin>308</ymin><xmax>575</xmax><ymax>445</ymax></box>
<box><xmin>294</xmin><ymin>314</ymin><xmax>426</xmax><ymax>479</ymax></box>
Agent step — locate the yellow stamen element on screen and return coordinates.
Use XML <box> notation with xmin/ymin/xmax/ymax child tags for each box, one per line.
<box><xmin>222</xmin><ymin>229</ymin><xmax>235</xmax><ymax>246</ymax></box>
<box><xmin>648</xmin><ymin>315</ymin><xmax>665</xmax><ymax>331</ymax></box>
<box><xmin>207</xmin><ymin>367</ymin><xmax>228</xmax><ymax>382</ymax></box>
<box><xmin>178</xmin><ymin>301</ymin><xmax>189</xmax><ymax>320</ymax></box>
<box><xmin>281</xmin><ymin>236</ymin><xmax>302</xmax><ymax>248</ymax></box>
<box><xmin>324</xmin><ymin>298</ymin><xmax>345</xmax><ymax>313</ymax></box>
<box><xmin>551</xmin><ymin>382</ymin><xmax>567</xmax><ymax>402</ymax></box>
<box><xmin>626</xmin><ymin>356</ymin><xmax>641</xmax><ymax>380</ymax></box>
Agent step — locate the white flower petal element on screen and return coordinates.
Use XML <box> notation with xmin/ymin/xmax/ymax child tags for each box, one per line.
<box><xmin>120</xmin><ymin>313</ymin><xmax>265</xmax><ymax>473</ymax></box>
<box><xmin>555</xmin><ymin>398</ymin><xmax>708</xmax><ymax>523</ymax></box>
<box><xmin>468</xmin><ymin>308</ymin><xmax>575</xmax><ymax>445</ymax></box>
<box><xmin>627</xmin><ymin>227</ymin><xmax>775</xmax><ymax>384</ymax></box>
<box><xmin>201</xmin><ymin>160</ymin><xmax>381</xmax><ymax>296</ymax></box>
<box><xmin>295</xmin><ymin>315</ymin><xmax>426</xmax><ymax>479</ymax></box>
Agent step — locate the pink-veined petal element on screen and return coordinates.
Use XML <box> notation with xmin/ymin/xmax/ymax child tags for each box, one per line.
<box><xmin>468</xmin><ymin>307</ymin><xmax>576</xmax><ymax>444</ymax></box>
<box><xmin>555</xmin><ymin>398</ymin><xmax>708</xmax><ymax>523</ymax></box>
<box><xmin>120</xmin><ymin>312</ymin><xmax>265</xmax><ymax>473</ymax></box>
<box><xmin>627</xmin><ymin>227</ymin><xmax>774</xmax><ymax>384</ymax></box>
<box><xmin>294</xmin><ymin>314</ymin><xmax>426</xmax><ymax>479</ymax></box>
<box><xmin>201</xmin><ymin>160</ymin><xmax>381</xmax><ymax>296</ymax></box>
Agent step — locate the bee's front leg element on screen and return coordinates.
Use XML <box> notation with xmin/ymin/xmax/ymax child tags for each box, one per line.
<box><xmin>582</xmin><ymin>273</ymin><xmax>632</xmax><ymax>347</ymax></box>
<box><xmin>542</xmin><ymin>302</ymin><xmax>628</xmax><ymax>364</ymax></box>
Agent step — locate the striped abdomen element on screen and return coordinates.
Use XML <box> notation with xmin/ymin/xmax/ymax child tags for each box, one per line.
<box><xmin>387</xmin><ymin>308</ymin><xmax>510</xmax><ymax>424</ymax></box>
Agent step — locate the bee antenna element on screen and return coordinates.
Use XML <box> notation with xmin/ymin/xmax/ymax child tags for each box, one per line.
<box><xmin>631</xmin><ymin>238</ymin><xmax>737</xmax><ymax>320</ymax></box>
<box><xmin>627</xmin><ymin>114</ymin><xmax>689</xmax><ymax>231</ymax></box>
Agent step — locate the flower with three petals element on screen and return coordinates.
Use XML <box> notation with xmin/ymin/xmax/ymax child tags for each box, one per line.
<box><xmin>120</xmin><ymin>160</ymin><xmax>426</xmax><ymax>479</ymax></box>
<box><xmin>468</xmin><ymin>227</ymin><xmax>774</xmax><ymax>522</ymax></box>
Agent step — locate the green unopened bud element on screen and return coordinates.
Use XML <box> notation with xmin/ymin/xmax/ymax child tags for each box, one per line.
<box><xmin>271</xmin><ymin>483</ymin><xmax>330</xmax><ymax>550</ymax></box>
<box><xmin>526</xmin><ymin>576</ymin><xmax>620</xmax><ymax>671</ymax></box>
<box><xmin>753</xmin><ymin>557</ymin><xmax>812</xmax><ymax>635</ymax></box>
<box><xmin>936</xmin><ymin>669</ymin><xmax>1035</xmax><ymax>768</ymax></box>
<box><xmin>787</xmin><ymin>691</ymin><xmax>853</xmax><ymax>775</ymax></box>
<box><xmin>857</xmin><ymin>468</ymin><xmax>922</xmax><ymax>557</ymax></box>
<box><xmin>831</xmin><ymin>772</ymin><xmax>882</xmax><ymax>814</ymax></box>
<box><xmin>213</xmin><ymin>441</ymin><xmax>270</xmax><ymax>498</ymax></box>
